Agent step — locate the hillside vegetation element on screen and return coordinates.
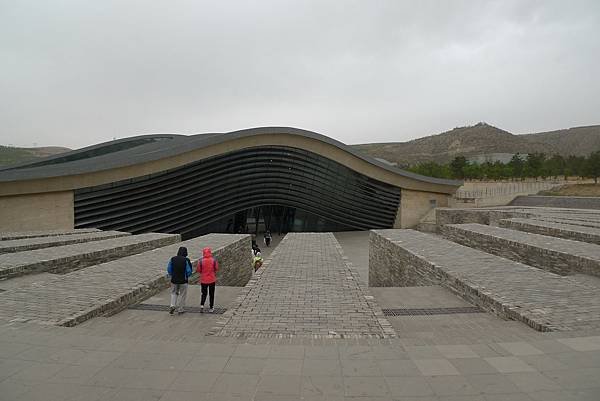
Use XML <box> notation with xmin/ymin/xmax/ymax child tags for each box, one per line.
<box><xmin>351</xmin><ymin>123</ymin><xmax>600</xmax><ymax>166</ymax></box>
<box><xmin>0</xmin><ymin>146</ymin><xmax>71</xmax><ymax>167</ymax></box>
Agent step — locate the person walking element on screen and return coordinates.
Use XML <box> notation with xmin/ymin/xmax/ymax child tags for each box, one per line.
<box><xmin>167</xmin><ymin>246</ymin><xmax>193</xmax><ymax>315</ymax></box>
<box><xmin>263</xmin><ymin>230</ymin><xmax>272</xmax><ymax>247</ymax></box>
<box><xmin>197</xmin><ymin>247</ymin><xmax>218</xmax><ymax>313</ymax></box>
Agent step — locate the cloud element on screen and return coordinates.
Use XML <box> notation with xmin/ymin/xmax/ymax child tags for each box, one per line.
<box><xmin>0</xmin><ymin>0</ymin><xmax>598</xmax><ymax>148</ymax></box>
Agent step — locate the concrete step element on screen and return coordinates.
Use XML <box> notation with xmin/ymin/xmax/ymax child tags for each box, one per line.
<box><xmin>499</xmin><ymin>218</ymin><xmax>600</xmax><ymax>245</ymax></box>
<box><xmin>441</xmin><ymin>223</ymin><xmax>600</xmax><ymax>277</ymax></box>
<box><xmin>0</xmin><ymin>230</ymin><xmax>131</xmax><ymax>254</ymax></box>
<box><xmin>0</xmin><ymin>234</ymin><xmax>250</xmax><ymax>326</ymax></box>
<box><xmin>370</xmin><ymin>229</ymin><xmax>600</xmax><ymax>332</ymax></box>
<box><xmin>0</xmin><ymin>233</ymin><xmax>181</xmax><ymax>280</ymax></box>
<box><xmin>0</xmin><ymin>228</ymin><xmax>101</xmax><ymax>241</ymax></box>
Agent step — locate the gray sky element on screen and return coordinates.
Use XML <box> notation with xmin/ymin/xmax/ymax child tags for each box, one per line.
<box><xmin>1</xmin><ymin>0</ymin><xmax>599</xmax><ymax>149</ymax></box>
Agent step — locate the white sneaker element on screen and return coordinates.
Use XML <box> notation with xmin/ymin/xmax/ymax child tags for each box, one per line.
<box><xmin>209</xmin><ymin>308</ymin><xmax>215</xmax><ymax>313</ymax></box>
<box><xmin>200</xmin><ymin>305</ymin><xmax>204</xmax><ymax>313</ymax></box>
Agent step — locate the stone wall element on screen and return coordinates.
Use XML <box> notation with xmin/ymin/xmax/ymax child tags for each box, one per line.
<box><xmin>369</xmin><ymin>230</ymin><xmax>444</xmax><ymax>287</ymax></box>
<box><xmin>369</xmin><ymin>229</ymin><xmax>600</xmax><ymax>332</ymax></box>
<box><xmin>0</xmin><ymin>233</ymin><xmax>181</xmax><ymax>279</ymax></box>
<box><xmin>0</xmin><ymin>191</ymin><xmax>74</xmax><ymax>231</ymax></box>
<box><xmin>510</xmin><ymin>195</ymin><xmax>600</xmax><ymax>210</ymax></box>
<box><xmin>435</xmin><ymin>208</ymin><xmax>529</xmax><ymax>226</ymax></box>
<box><xmin>0</xmin><ymin>230</ymin><xmax>130</xmax><ymax>254</ymax></box>
<box><xmin>440</xmin><ymin>224</ymin><xmax>600</xmax><ymax>277</ymax></box>
<box><xmin>395</xmin><ymin>189</ymin><xmax>451</xmax><ymax>228</ymax></box>
<box><xmin>499</xmin><ymin>218</ymin><xmax>600</xmax><ymax>245</ymax></box>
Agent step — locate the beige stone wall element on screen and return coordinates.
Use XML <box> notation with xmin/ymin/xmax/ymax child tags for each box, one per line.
<box><xmin>0</xmin><ymin>191</ymin><xmax>74</xmax><ymax>232</ymax></box>
<box><xmin>394</xmin><ymin>189</ymin><xmax>450</xmax><ymax>228</ymax></box>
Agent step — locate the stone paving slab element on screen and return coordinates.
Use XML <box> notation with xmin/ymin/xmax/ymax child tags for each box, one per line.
<box><xmin>500</xmin><ymin>218</ymin><xmax>600</xmax><ymax>246</ymax></box>
<box><xmin>0</xmin><ymin>228</ymin><xmax>100</xmax><ymax>241</ymax></box>
<box><xmin>442</xmin><ymin>223</ymin><xmax>600</xmax><ymax>277</ymax></box>
<box><xmin>0</xmin><ymin>230</ymin><xmax>131</xmax><ymax>254</ymax></box>
<box><xmin>371</xmin><ymin>229</ymin><xmax>600</xmax><ymax>332</ymax></box>
<box><xmin>0</xmin><ymin>234</ymin><xmax>249</xmax><ymax>326</ymax></box>
<box><xmin>215</xmin><ymin>233</ymin><xmax>395</xmax><ymax>339</ymax></box>
<box><xmin>0</xmin><ymin>233</ymin><xmax>180</xmax><ymax>280</ymax></box>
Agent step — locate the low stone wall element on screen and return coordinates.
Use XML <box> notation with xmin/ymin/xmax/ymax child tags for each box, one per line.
<box><xmin>441</xmin><ymin>223</ymin><xmax>600</xmax><ymax>277</ymax></box>
<box><xmin>187</xmin><ymin>234</ymin><xmax>252</xmax><ymax>287</ymax></box>
<box><xmin>0</xmin><ymin>230</ymin><xmax>130</xmax><ymax>254</ymax></box>
<box><xmin>510</xmin><ymin>195</ymin><xmax>600</xmax><ymax>210</ymax></box>
<box><xmin>369</xmin><ymin>230</ymin><xmax>443</xmax><ymax>287</ymax></box>
<box><xmin>0</xmin><ymin>228</ymin><xmax>100</xmax><ymax>241</ymax></box>
<box><xmin>0</xmin><ymin>233</ymin><xmax>180</xmax><ymax>279</ymax></box>
<box><xmin>500</xmin><ymin>218</ymin><xmax>600</xmax><ymax>245</ymax></box>
<box><xmin>435</xmin><ymin>208</ymin><xmax>529</xmax><ymax>227</ymax></box>
<box><xmin>369</xmin><ymin>229</ymin><xmax>600</xmax><ymax>331</ymax></box>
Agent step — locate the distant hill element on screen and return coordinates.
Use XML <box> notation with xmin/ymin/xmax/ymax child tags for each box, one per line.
<box><xmin>351</xmin><ymin>123</ymin><xmax>600</xmax><ymax>166</ymax></box>
<box><xmin>0</xmin><ymin>146</ymin><xmax>71</xmax><ymax>167</ymax></box>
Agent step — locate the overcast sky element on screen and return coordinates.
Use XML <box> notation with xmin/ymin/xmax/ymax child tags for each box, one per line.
<box><xmin>1</xmin><ymin>0</ymin><xmax>599</xmax><ymax>149</ymax></box>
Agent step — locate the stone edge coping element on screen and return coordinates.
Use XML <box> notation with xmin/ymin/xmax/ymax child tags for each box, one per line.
<box><xmin>446</xmin><ymin>223</ymin><xmax>600</xmax><ymax>258</ymax></box>
<box><xmin>502</xmin><ymin>217</ymin><xmax>600</xmax><ymax>236</ymax></box>
<box><xmin>0</xmin><ymin>232</ymin><xmax>180</xmax><ymax>270</ymax></box>
<box><xmin>370</xmin><ymin>229</ymin><xmax>600</xmax><ymax>332</ymax></box>
<box><xmin>0</xmin><ymin>230</ymin><xmax>131</xmax><ymax>253</ymax></box>
<box><xmin>49</xmin><ymin>234</ymin><xmax>248</xmax><ymax>327</ymax></box>
<box><xmin>0</xmin><ymin>228</ymin><xmax>101</xmax><ymax>241</ymax></box>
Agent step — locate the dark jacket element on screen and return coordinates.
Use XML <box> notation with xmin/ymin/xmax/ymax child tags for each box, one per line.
<box><xmin>167</xmin><ymin>247</ymin><xmax>193</xmax><ymax>284</ymax></box>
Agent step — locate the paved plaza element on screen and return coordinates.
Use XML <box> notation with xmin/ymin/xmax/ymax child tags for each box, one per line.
<box><xmin>0</xmin><ymin>223</ymin><xmax>599</xmax><ymax>399</ymax></box>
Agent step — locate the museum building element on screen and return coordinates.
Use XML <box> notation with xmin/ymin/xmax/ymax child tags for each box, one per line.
<box><xmin>0</xmin><ymin>127</ymin><xmax>461</xmax><ymax>238</ymax></box>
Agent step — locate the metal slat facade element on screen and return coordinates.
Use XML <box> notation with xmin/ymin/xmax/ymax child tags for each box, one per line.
<box><xmin>74</xmin><ymin>146</ymin><xmax>401</xmax><ymax>237</ymax></box>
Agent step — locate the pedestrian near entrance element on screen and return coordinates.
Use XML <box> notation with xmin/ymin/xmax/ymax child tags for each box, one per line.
<box><xmin>264</xmin><ymin>230</ymin><xmax>272</xmax><ymax>247</ymax></box>
<box><xmin>197</xmin><ymin>247</ymin><xmax>218</xmax><ymax>313</ymax></box>
<box><xmin>167</xmin><ymin>246</ymin><xmax>193</xmax><ymax>315</ymax></box>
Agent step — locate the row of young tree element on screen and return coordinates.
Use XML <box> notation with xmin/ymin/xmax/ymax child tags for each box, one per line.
<box><xmin>407</xmin><ymin>151</ymin><xmax>600</xmax><ymax>182</ymax></box>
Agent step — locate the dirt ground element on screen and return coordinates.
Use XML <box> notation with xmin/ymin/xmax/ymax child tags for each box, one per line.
<box><xmin>539</xmin><ymin>183</ymin><xmax>600</xmax><ymax>197</ymax></box>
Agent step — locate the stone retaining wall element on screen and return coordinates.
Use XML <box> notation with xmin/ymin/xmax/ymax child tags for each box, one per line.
<box><xmin>0</xmin><ymin>230</ymin><xmax>130</xmax><ymax>254</ymax></box>
<box><xmin>500</xmin><ymin>218</ymin><xmax>600</xmax><ymax>245</ymax></box>
<box><xmin>0</xmin><ymin>228</ymin><xmax>101</xmax><ymax>241</ymax></box>
<box><xmin>0</xmin><ymin>233</ymin><xmax>180</xmax><ymax>279</ymax></box>
<box><xmin>510</xmin><ymin>195</ymin><xmax>600</xmax><ymax>210</ymax></box>
<box><xmin>369</xmin><ymin>229</ymin><xmax>600</xmax><ymax>331</ymax></box>
<box><xmin>435</xmin><ymin>208</ymin><xmax>529</xmax><ymax>226</ymax></box>
<box><xmin>441</xmin><ymin>223</ymin><xmax>600</xmax><ymax>277</ymax></box>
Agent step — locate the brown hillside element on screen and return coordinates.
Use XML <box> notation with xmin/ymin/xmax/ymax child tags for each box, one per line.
<box><xmin>351</xmin><ymin>123</ymin><xmax>599</xmax><ymax>166</ymax></box>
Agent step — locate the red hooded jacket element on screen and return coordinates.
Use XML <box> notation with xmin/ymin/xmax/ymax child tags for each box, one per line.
<box><xmin>197</xmin><ymin>247</ymin><xmax>218</xmax><ymax>284</ymax></box>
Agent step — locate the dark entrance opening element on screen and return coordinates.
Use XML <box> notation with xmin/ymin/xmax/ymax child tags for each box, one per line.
<box><xmin>184</xmin><ymin>205</ymin><xmax>357</xmax><ymax>239</ymax></box>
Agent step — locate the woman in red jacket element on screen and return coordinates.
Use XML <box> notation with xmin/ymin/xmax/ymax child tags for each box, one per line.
<box><xmin>197</xmin><ymin>247</ymin><xmax>218</xmax><ymax>313</ymax></box>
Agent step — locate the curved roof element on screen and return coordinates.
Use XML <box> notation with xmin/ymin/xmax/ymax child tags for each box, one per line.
<box><xmin>0</xmin><ymin>127</ymin><xmax>462</xmax><ymax>192</ymax></box>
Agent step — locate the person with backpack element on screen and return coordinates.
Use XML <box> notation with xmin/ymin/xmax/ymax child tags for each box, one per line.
<box><xmin>167</xmin><ymin>246</ymin><xmax>193</xmax><ymax>315</ymax></box>
<box><xmin>197</xmin><ymin>247</ymin><xmax>218</xmax><ymax>313</ymax></box>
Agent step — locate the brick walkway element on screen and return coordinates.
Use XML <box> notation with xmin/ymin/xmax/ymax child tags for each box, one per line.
<box><xmin>216</xmin><ymin>233</ymin><xmax>395</xmax><ymax>338</ymax></box>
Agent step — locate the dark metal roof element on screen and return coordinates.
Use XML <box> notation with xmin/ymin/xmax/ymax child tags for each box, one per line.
<box><xmin>0</xmin><ymin>127</ymin><xmax>462</xmax><ymax>187</ymax></box>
